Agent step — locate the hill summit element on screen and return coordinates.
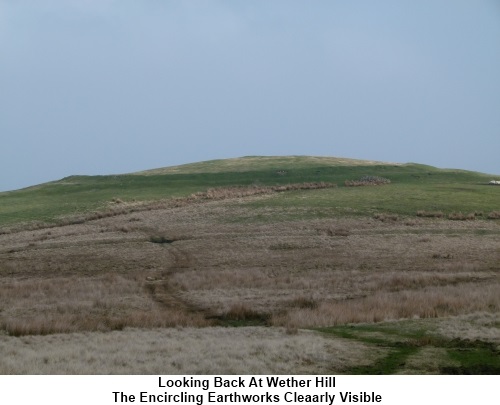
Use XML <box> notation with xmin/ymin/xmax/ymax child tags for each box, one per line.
<box><xmin>133</xmin><ymin>155</ymin><xmax>403</xmax><ymax>175</ymax></box>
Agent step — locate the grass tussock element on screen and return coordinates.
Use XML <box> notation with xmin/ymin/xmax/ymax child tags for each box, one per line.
<box><xmin>448</xmin><ymin>212</ymin><xmax>477</xmax><ymax>221</ymax></box>
<box><xmin>487</xmin><ymin>211</ymin><xmax>500</xmax><ymax>219</ymax></box>
<box><xmin>110</xmin><ymin>197</ymin><xmax>124</xmax><ymax>204</ymax></box>
<box><xmin>324</xmin><ymin>226</ymin><xmax>351</xmax><ymax>237</ymax></box>
<box><xmin>416</xmin><ymin>211</ymin><xmax>444</xmax><ymax>218</ymax></box>
<box><xmin>373</xmin><ymin>213</ymin><xmax>399</xmax><ymax>222</ymax></box>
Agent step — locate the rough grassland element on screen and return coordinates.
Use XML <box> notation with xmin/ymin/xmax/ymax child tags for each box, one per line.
<box><xmin>135</xmin><ymin>155</ymin><xmax>402</xmax><ymax>175</ymax></box>
<box><xmin>1</xmin><ymin>155</ymin><xmax>497</xmax><ymax>226</ymax></box>
<box><xmin>0</xmin><ymin>327</ymin><xmax>382</xmax><ymax>374</ymax></box>
<box><xmin>0</xmin><ymin>156</ymin><xmax>499</xmax><ymax>374</ymax></box>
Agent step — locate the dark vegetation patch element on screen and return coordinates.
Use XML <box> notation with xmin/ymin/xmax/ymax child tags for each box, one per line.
<box><xmin>442</xmin><ymin>341</ymin><xmax>500</xmax><ymax>374</ymax></box>
<box><xmin>345</xmin><ymin>176</ymin><xmax>391</xmax><ymax>187</ymax></box>
<box><xmin>349</xmin><ymin>346</ymin><xmax>420</xmax><ymax>375</ymax></box>
<box><xmin>209</xmin><ymin>304</ymin><xmax>270</xmax><ymax>327</ymax></box>
<box><xmin>441</xmin><ymin>364</ymin><xmax>500</xmax><ymax>375</ymax></box>
<box><xmin>149</xmin><ymin>235</ymin><xmax>176</xmax><ymax>244</ymax></box>
<box><xmin>288</xmin><ymin>296</ymin><xmax>319</xmax><ymax>310</ymax></box>
<box><xmin>417</xmin><ymin>211</ymin><xmax>444</xmax><ymax>218</ymax></box>
<box><xmin>319</xmin><ymin>324</ymin><xmax>500</xmax><ymax>375</ymax></box>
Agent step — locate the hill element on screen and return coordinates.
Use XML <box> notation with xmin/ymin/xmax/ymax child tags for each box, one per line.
<box><xmin>0</xmin><ymin>155</ymin><xmax>498</xmax><ymax>227</ymax></box>
<box><xmin>0</xmin><ymin>155</ymin><xmax>499</xmax><ymax>374</ymax></box>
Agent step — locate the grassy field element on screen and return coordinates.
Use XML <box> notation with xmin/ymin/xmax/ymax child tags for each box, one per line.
<box><xmin>1</xmin><ymin>155</ymin><xmax>498</xmax><ymax>226</ymax></box>
<box><xmin>0</xmin><ymin>156</ymin><xmax>499</xmax><ymax>374</ymax></box>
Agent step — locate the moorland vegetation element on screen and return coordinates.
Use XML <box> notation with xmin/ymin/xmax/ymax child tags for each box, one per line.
<box><xmin>0</xmin><ymin>156</ymin><xmax>499</xmax><ymax>374</ymax></box>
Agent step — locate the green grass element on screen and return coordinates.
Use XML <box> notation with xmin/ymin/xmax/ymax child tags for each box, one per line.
<box><xmin>135</xmin><ymin>155</ymin><xmax>404</xmax><ymax>175</ymax></box>
<box><xmin>318</xmin><ymin>322</ymin><xmax>500</xmax><ymax>374</ymax></box>
<box><xmin>243</xmin><ymin>182</ymin><xmax>499</xmax><ymax>219</ymax></box>
<box><xmin>0</xmin><ymin>156</ymin><xmax>498</xmax><ymax>227</ymax></box>
<box><xmin>444</xmin><ymin>346</ymin><xmax>500</xmax><ymax>374</ymax></box>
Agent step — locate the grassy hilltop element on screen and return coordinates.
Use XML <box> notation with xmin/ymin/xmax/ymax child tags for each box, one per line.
<box><xmin>0</xmin><ymin>156</ymin><xmax>499</xmax><ymax>374</ymax></box>
<box><xmin>0</xmin><ymin>155</ymin><xmax>498</xmax><ymax>227</ymax></box>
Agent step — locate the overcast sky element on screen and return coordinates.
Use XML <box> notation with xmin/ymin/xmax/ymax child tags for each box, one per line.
<box><xmin>1</xmin><ymin>1</ymin><xmax>499</xmax><ymax>191</ymax></box>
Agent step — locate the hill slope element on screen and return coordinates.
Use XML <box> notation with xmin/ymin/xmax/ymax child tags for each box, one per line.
<box><xmin>0</xmin><ymin>156</ymin><xmax>498</xmax><ymax>227</ymax></box>
<box><xmin>0</xmin><ymin>155</ymin><xmax>499</xmax><ymax>375</ymax></box>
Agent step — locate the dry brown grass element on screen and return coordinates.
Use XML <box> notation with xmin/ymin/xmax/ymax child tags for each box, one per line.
<box><xmin>448</xmin><ymin>212</ymin><xmax>477</xmax><ymax>221</ymax></box>
<box><xmin>0</xmin><ymin>197</ymin><xmax>499</xmax><ymax>374</ymax></box>
<box><xmin>272</xmin><ymin>282</ymin><xmax>500</xmax><ymax>328</ymax></box>
<box><xmin>0</xmin><ymin>327</ymin><xmax>383</xmax><ymax>374</ymax></box>
<box><xmin>0</xmin><ymin>199</ymin><xmax>499</xmax><ymax>338</ymax></box>
<box><xmin>373</xmin><ymin>213</ymin><xmax>399</xmax><ymax>222</ymax></box>
<box><xmin>434</xmin><ymin>312</ymin><xmax>500</xmax><ymax>343</ymax></box>
<box><xmin>0</xmin><ymin>274</ymin><xmax>209</xmax><ymax>336</ymax></box>
<box><xmin>223</xmin><ymin>303</ymin><xmax>266</xmax><ymax>321</ymax></box>
<box><xmin>416</xmin><ymin>211</ymin><xmax>500</xmax><ymax>221</ymax></box>
<box><xmin>487</xmin><ymin>211</ymin><xmax>500</xmax><ymax>219</ymax></box>
<box><xmin>191</xmin><ymin>182</ymin><xmax>337</xmax><ymax>200</ymax></box>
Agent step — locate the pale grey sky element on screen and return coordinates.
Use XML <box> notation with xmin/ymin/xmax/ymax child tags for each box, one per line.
<box><xmin>1</xmin><ymin>1</ymin><xmax>499</xmax><ymax>191</ymax></box>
